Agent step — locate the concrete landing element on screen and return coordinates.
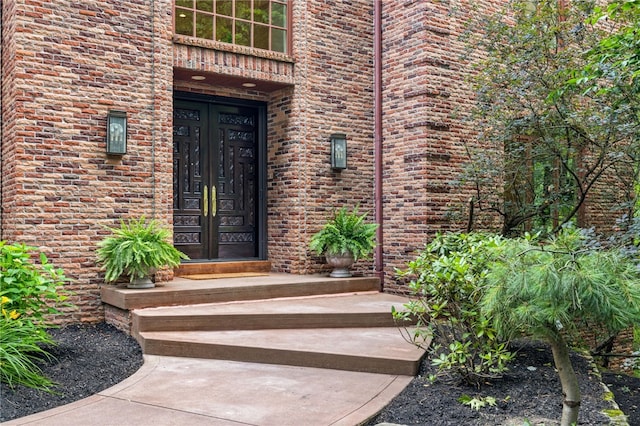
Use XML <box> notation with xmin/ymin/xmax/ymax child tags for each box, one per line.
<box><xmin>5</xmin><ymin>355</ymin><xmax>413</xmax><ymax>426</ymax></box>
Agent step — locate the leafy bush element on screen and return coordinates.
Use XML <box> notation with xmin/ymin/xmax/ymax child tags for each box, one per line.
<box><xmin>0</xmin><ymin>242</ymin><xmax>70</xmax><ymax>326</ymax></box>
<box><xmin>394</xmin><ymin>232</ymin><xmax>514</xmax><ymax>387</ymax></box>
<box><xmin>309</xmin><ymin>206</ymin><xmax>378</xmax><ymax>261</ymax></box>
<box><xmin>0</xmin><ymin>242</ymin><xmax>72</xmax><ymax>391</ymax></box>
<box><xmin>96</xmin><ymin>217</ymin><xmax>189</xmax><ymax>283</ymax></box>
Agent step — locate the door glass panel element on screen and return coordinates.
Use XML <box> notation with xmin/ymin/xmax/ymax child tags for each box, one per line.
<box><xmin>254</xmin><ymin>0</ymin><xmax>269</xmax><ymax>23</ymax></box>
<box><xmin>272</xmin><ymin>3</ymin><xmax>286</xmax><ymax>27</ymax></box>
<box><xmin>196</xmin><ymin>0</ymin><xmax>213</xmax><ymax>12</ymax></box>
<box><xmin>174</xmin><ymin>0</ymin><xmax>288</xmax><ymax>54</ymax></box>
<box><xmin>236</xmin><ymin>0</ymin><xmax>251</xmax><ymax>20</ymax></box>
<box><xmin>254</xmin><ymin>24</ymin><xmax>269</xmax><ymax>50</ymax></box>
<box><xmin>216</xmin><ymin>0</ymin><xmax>232</xmax><ymax>16</ymax></box>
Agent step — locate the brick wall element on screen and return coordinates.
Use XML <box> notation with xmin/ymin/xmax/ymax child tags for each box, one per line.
<box><xmin>379</xmin><ymin>1</ymin><xmax>503</xmax><ymax>290</ymax></box>
<box><xmin>1</xmin><ymin>0</ymin><xmax>18</xmax><ymax>242</ymax></box>
<box><xmin>291</xmin><ymin>0</ymin><xmax>376</xmax><ymax>276</ymax></box>
<box><xmin>583</xmin><ymin>164</ymin><xmax>638</xmax><ymax>232</ymax></box>
<box><xmin>1</xmin><ymin>0</ymin><xmax>174</xmax><ymax>322</ymax></box>
<box><xmin>1</xmin><ymin>0</ymin><xmax>376</xmax><ymax>322</ymax></box>
<box><xmin>104</xmin><ymin>304</ymin><xmax>132</xmax><ymax>334</ymax></box>
<box><xmin>173</xmin><ymin>0</ymin><xmax>376</xmax><ymax>275</ymax></box>
<box><xmin>2</xmin><ymin>0</ymin><xmax>633</xmax><ymax>324</ymax></box>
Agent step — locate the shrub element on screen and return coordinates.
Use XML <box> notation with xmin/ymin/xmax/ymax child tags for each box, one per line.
<box><xmin>0</xmin><ymin>242</ymin><xmax>70</xmax><ymax>326</ymax></box>
<box><xmin>394</xmin><ymin>232</ymin><xmax>514</xmax><ymax>387</ymax></box>
<box><xmin>0</xmin><ymin>242</ymin><xmax>72</xmax><ymax>391</ymax></box>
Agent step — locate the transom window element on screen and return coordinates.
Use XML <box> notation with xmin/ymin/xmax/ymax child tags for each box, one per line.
<box><xmin>175</xmin><ymin>0</ymin><xmax>288</xmax><ymax>54</ymax></box>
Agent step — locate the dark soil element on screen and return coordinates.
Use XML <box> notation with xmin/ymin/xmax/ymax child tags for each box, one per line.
<box><xmin>368</xmin><ymin>339</ymin><xmax>640</xmax><ymax>426</ymax></box>
<box><xmin>602</xmin><ymin>371</ymin><xmax>640</xmax><ymax>426</ymax></box>
<box><xmin>0</xmin><ymin>323</ymin><xmax>143</xmax><ymax>423</ymax></box>
<box><xmin>1</xmin><ymin>325</ymin><xmax>638</xmax><ymax>425</ymax></box>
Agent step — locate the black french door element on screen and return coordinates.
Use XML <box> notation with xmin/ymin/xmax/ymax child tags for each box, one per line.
<box><xmin>172</xmin><ymin>97</ymin><xmax>266</xmax><ymax>260</ymax></box>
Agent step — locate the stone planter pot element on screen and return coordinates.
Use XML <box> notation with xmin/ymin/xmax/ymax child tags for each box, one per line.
<box><xmin>325</xmin><ymin>253</ymin><xmax>355</xmax><ymax>278</ymax></box>
<box><xmin>127</xmin><ymin>276</ymin><xmax>155</xmax><ymax>289</ymax></box>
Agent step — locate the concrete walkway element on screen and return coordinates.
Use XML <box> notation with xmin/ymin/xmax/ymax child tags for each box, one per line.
<box><xmin>6</xmin><ymin>274</ymin><xmax>423</xmax><ymax>425</ymax></box>
<box><xmin>5</xmin><ymin>354</ymin><xmax>411</xmax><ymax>426</ymax></box>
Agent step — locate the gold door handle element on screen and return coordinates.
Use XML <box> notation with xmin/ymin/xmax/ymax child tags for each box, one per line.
<box><xmin>203</xmin><ymin>185</ymin><xmax>208</xmax><ymax>217</ymax></box>
<box><xmin>211</xmin><ymin>186</ymin><xmax>217</xmax><ymax>218</ymax></box>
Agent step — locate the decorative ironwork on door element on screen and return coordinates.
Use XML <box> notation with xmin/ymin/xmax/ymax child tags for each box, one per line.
<box><xmin>173</xmin><ymin>100</ymin><xmax>260</xmax><ymax>260</ymax></box>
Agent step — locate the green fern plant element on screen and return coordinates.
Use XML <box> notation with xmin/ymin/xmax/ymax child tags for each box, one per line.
<box><xmin>96</xmin><ymin>217</ymin><xmax>189</xmax><ymax>283</ymax></box>
<box><xmin>309</xmin><ymin>206</ymin><xmax>378</xmax><ymax>261</ymax></box>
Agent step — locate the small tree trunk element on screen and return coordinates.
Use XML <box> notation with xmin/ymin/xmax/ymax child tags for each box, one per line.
<box><xmin>549</xmin><ymin>334</ymin><xmax>581</xmax><ymax>426</ymax></box>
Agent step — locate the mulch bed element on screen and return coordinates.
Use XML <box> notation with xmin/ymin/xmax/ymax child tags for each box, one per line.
<box><xmin>0</xmin><ymin>323</ymin><xmax>143</xmax><ymax>423</ymax></box>
<box><xmin>367</xmin><ymin>339</ymin><xmax>639</xmax><ymax>426</ymax></box>
<box><xmin>1</xmin><ymin>324</ymin><xmax>638</xmax><ymax>425</ymax></box>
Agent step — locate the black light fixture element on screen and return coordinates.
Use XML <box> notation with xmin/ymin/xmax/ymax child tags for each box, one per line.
<box><xmin>330</xmin><ymin>133</ymin><xmax>347</xmax><ymax>170</ymax></box>
<box><xmin>106</xmin><ymin>110</ymin><xmax>127</xmax><ymax>155</ymax></box>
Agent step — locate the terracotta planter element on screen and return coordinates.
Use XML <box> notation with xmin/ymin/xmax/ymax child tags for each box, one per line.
<box><xmin>325</xmin><ymin>252</ymin><xmax>355</xmax><ymax>278</ymax></box>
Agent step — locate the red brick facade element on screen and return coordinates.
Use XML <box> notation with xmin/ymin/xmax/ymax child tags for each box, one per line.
<box><xmin>0</xmin><ymin>0</ymin><xmax>631</xmax><ymax>322</ymax></box>
<box><xmin>1</xmin><ymin>0</ymin><xmax>378</xmax><ymax>322</ymax></box>
<box><xmin>1</xmin><ymin>0</ymin><xmax>175</xmax><ymax>322</ymax></box>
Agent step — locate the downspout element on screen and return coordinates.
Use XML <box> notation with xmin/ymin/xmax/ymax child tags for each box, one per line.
<box><xmin>0</xmin><ymin>6</ymin><xmax>4</xmax><ymax>241</ymax></box>
<box><xmin>0</xmin><ymin>3</ymin><xmax>5</xmax><ymax>240</ymax></box>
<box><xmin>150</xmin><ymin>0</ymin><xmax>157</xmax><ymax>217</ymax></box>
<box><xmin>373</xmin><ymin>0</ymin><xmax>384</xmax><ymax>289</ymax></box>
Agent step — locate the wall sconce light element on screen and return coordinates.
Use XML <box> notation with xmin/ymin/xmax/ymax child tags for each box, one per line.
<box><xmin>330</xmin><ymin>133</ymin><xmax>347</xmax><ymax>170</ymax></box>
<box><xmin>106</xmin><ymin>110</ymin><xmax>127</xmax><ymax>155</ymax></box>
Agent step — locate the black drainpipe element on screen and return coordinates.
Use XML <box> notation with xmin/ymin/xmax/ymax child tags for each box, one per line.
<box><xmin>374</xmin><ymin>0</ymin><xmax>384</xmax><ymax>290</ymax></box>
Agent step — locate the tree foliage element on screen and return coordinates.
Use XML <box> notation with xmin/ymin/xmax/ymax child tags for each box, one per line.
<box><xmin>481</xmin><ymin>227</ymin><xmax>640</xmax><ymax>425</ymax></box>
<box><xmin>575</xmin><ymin>0</ymin><xmax>640</xmax><ymax>88</ymax></box>
<box><xmin>462</xmin><ymin>0</ymin><xmax>640</xmax><ymax>236</ymax></box>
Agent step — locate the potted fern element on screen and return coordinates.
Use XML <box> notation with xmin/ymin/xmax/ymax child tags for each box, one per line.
<box><xmin>309</xmin><ymin>206</ymin><xmax>378</xmax><ymax>277</ymax></box>
<box><xmin>96</xmin><ymin>217</ymin><xmax>188</xmax><ymax>288</ymax></box>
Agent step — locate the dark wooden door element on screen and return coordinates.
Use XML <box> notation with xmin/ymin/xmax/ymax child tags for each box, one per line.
<box><xmin>173</xmin><ymin>99</ymin><xmax>262</xmax><ymax>260</ymax></box>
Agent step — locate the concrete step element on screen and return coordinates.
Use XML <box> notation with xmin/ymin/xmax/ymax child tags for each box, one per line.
<box><xmin>138</xmin><ymin>327</ymin><xmax>426</xmax><ymax>376</ymax></box>
<box><xmin>101</xmin><ymin>273</ymin><xmax>380</xmax><ymax>310</ymax></box>
<box><xmin>132</xmin><ymin>292</ymin><xmax>411</xmax><ymax>333</ymax></box>
<box><xmin>174</xmin><ymin>260</ymin><xmax>272</xmax><ymax>276</ymax></box>
<box><xmin>108</xmin><ymin>273</ymin><xmax>428</xmax><ymax>377</ymax></box>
